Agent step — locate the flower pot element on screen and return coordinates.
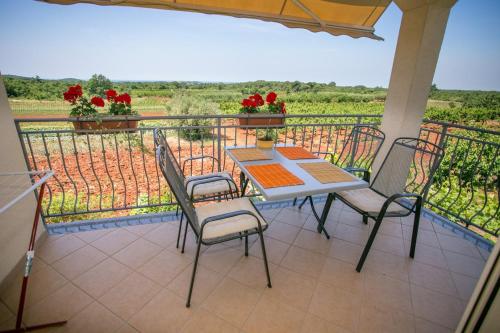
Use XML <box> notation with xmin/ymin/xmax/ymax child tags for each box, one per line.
<box><xmin>72</xmin><ymin>119</ymin><xmax>138</xmax><ymax>133</ymax></box>
<box><xmin>238</xmin><ymin>114</ymin><xmax>284</xmax><ymax>127</ymax></box>
<box><xmin>256</xmin><ymin>139</ymin><xmax>274</xmax><ymax>150</ymax></box>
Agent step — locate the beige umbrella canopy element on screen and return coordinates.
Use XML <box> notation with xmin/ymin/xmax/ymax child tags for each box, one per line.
<box><xmin>39</xmin><ymin>0</ymin><xmax>391</xmax><ymax>40</ymax></box>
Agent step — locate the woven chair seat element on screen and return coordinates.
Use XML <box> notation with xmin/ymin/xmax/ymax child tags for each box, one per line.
<box><xmin>337</xmin><ymin>188</ymin><xmax>408</xmax><ymax>215</ymax></box>
<box><xmin>185</xmin><ymin>172</ymin><xmax>237</xmax><ymax>197</ymax></box>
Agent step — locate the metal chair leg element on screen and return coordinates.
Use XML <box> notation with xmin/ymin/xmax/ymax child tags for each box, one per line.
<box><xmin>298</xmin><ymin>196</ymin><xmax>309</xmax><ymax>209</ymax></box>
<box><xmin>410</xmin><ymin>199</ymin><xmax>422</xmax><ymax>258</ymax></box>
<box><xmin>356</xmin><ymin>216</ymin><xmax>383</xmax><ymax>272</ymax></box>
<box><xmin>362</xmin><ymin>216</ymin><xmax>368</xmax><ymax>224</ymax></box>
<box><xmin>186</xmin><ymin>238</ymin><xmax>203</xmax><ymax>308</ymax></box>
<box><xmin>258</xmin><ymin>230</ymin><xmax>272</xmax><ymax>288</ymax></box>
<box><xmin>244</xmin><ymin>234</ymin><xmax>249</xmax><ymax>256</ymax></box>
<box><xmin>292</xmin><ymin>198</ymin><xmax>298</xmax><ymax>206</ymax></box>
<box><xmin>176</xmin><ymin>212</ymin><xmax>184</xmax><ymax>248</ymax></box>
<box><xmin>181</xmin><ymin>216</ymin><xmax>189</xmax><ymax>253</ymax></box>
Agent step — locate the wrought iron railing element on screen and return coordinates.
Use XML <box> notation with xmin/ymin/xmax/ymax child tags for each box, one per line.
<box><xmin>14</xmin><ymin>114</ymin><xmax>499</xmax><ymax>237</ymax></box>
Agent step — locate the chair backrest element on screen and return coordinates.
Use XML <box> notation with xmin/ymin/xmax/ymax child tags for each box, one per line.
<box><xmin>370</xmin><ymin>137</ymin><xmax>444</xmax><ymax>202</ymax></box>
<box><xmin>335</xmin><ymin>126</ymin><xmax>385</xmax><ymax>172</ymax></box>
<box><xmin>153</xmin><ymin>128</ymin><xmax>185</xmax><ymax>182</ymax></box>
<box><xmin>154</xmin><ymin>129</ymin><xmax>199</xmax><ymax>235</ymax></box>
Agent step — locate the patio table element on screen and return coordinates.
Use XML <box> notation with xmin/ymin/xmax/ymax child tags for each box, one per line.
<box><xmin>225</xmin><ymin>145</ymin><xmax>368</xmax><ymax>239</ymax></box>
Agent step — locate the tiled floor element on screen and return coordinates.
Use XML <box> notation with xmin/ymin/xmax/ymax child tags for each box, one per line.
<box><xmin>0</xmin><ymin>201</ymin><xmax>489</xmax><ymax>333</ymax></box>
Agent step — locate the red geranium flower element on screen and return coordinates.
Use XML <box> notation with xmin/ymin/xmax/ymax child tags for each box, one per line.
<box><xmin>105</xmin><ymin>89</ymin><xmax>117</xmax><ymax>101</ymax></box>
<box><xmin>91</xmin><ymin>96</ymin><xmax>105</xmax><ymax>107</ymax></box>
<box><xmin>241</xmin><ymin>98</ymin><xmax>252</xmax><ymax>108</ymax></box>
<box><xmin>63</xmin><ymin>84</ymin><xmax>83</xmax><ymax>104</ymax></box>
<box><xmin>251</xmin><ymin>93</ymin><xmax>264</xmax><ymax>106</ymax></box>
<box><xmin>266</xmin><ymin>92</ymin><xmax>277</xmax><ymax>104</ymax></box>
<box><xmin>115</xmin><ymin>93</ymin><xmax>132</xmax><ymax>105</ymax></box>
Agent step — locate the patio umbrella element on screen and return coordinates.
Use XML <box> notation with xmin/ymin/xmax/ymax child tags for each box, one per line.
<box><xmin>38</xmin><ymin>0</ymin><xmax>391</xmax><ymax>40</ymax></box>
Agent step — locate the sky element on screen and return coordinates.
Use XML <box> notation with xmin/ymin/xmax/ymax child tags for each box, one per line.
<box><xmin>0</xmin><ymin>0</ymin><xmax>499</xmax><ymax>91</ymax></box>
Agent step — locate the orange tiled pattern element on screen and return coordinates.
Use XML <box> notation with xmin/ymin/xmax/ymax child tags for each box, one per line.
<box><xmin>0</xmin><ymin>201</ymin><xmax>489</xmax><ymax>333</ymax></box>
<box><xmin>246</xmin><ymin>163</ymin><xmax>304</xmax><ymax>188</ymax></box>
<box><xmin>275</xmin><ymin>147</ymin><xmax>319</xmax><ymax>160</ymax></box>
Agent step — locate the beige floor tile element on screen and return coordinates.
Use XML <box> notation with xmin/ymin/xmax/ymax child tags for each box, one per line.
<box><xmin>142</xmin><ymin>222</ymin><xmax>179</xmax><ymax>247</ymax></box>
<box><xmin>319</xmin><ymin>258</ymin><xmax>364</xmax><ymax>295</ymax></box>
<box><xmin>358</xmin><ymin>302</ymin><xmax>415</xmax><ymax>333</ymax></box>
<box><xmin>181</xmin><ymin>308</ymin><xmax>239</xmax><ymax>333</ymax></box>
<box><xmin>265</xmin><ymin>221</ymin><xmax>301</xmax><ymax>244</ymax></box>
<box><xmin>113</xmin><ymin>238</ymin><xmax>162</xmax><ymax>269</ymax></box>
<box><xmin>303</xmin><ymin>214</ymin><xmax>337</xmax><ymax>235</ymax></box>
<box><xmin>167</xmin><ymin>230</ymin><xmax>209</xmax><ymax>255</ymax></box>
<box><xmin>274</xmin><ymin>207</ymin><xmax>309</xmax><ymax>227</ymax></box>
<box><xmin>443</xmin><ymin>250</ymin><xmax>485</xmax><ymax>278</ymax></box>
<box><xmin>402</xmin><ymin>225</ymin><xmax>440</xmax><ymax>248</ymax></box>
<box><xmin>99</xmin><ymin>272</ymin><xmax>161</xmax><ymax>321</ymax></box>
<box><xmin>57</xmin><ymin>301</ymin><xmax>124</xmax><ymax>333</ymax></box>
<box><xmin>248</xmin><ymin>236</ymin><xmax>290</xmax><ymax>265</ymax></box>
<box><xmin>1</xmin><ymin>265</ymin><xmax>67</xmax><ymax>311</ymax></box>
<box><xmin>411</xmin><ymin>284</ymin><xmax>464</xmax><ymax>330</ymax></box>
<box><xmin>402</xmin><ymin>215</ymin><xmax>434</xmax><ymax>231</ymax></box>
<box><xmin>202</xmin><ymin>278</ymin><xmax>262</xmax><ymax>327</ymax></box>
<box><xmin>124</xmin><ymin>222</ymin><xmax>162</xmax><ymax>236</ymax></box>
<box><xmin>415</xmin><ymin>317</ymin><xmax>453</xmax><ymax>333</ymax></box>
<box><xmin>409</xmin><ymin>262</ymin><xmax>457</xmax><ymax>296</ymax></box>
<box><xmin>115</xmin><ymin>323</ymin><xmax>140</xmax><ymax>333</ymax></box>
<box><xmin>167</xmin><ymin>264</ymin><xmax>224</xmax><ymax>307</ymax></box>
<box><xmin>37</xmin><ymin>234</ymin><xmax>86</xmax><ymax>264</ymax></box>
<box><xmin>436</xmin><ymin>233</ymin><xmax>482</xmax><ymax>259</ymax></box>
<box><xmin>364</xmin><ymin>249</ymin><xmax>410</xmax><ymax>282</ymax></box>
<box><xmin>378</xmin><ymin>220</ymin><xmax>403</xmax><ymax>238</ymax></box>
<box><xmin>243</xmin><ymin>294</ymin><xmax>306</xmax><ymax>333</ymax></box>
<box><xmin>308</xmin><ymin>282</ymin><xmax>361</xmax><ymax>332</ymax></box>
<box><xmin>299</xmin><ymin>313</ymin><xmax>351</xmax><ymax>333</ymax></box>
<box><xmin>91</xmin><ymin>229</ymin><xmax>138</xmax><ymax>255</ymax></box>
<box><xmin>476</xmin><ymin>246</ymin><xmax>491</xmax><ymax>261</ymax></box>
<box><xmin>293</xmin><ymin>229</ymin><xmax>332</xmax><ymax>255</ymax></box>
<box><xmin>228</xmin><ymin>256</ymin><xmax>275</xmax><ymax>290</ymax></box>
<box><xmin>259</xmin><ymin>208</ymin><xmax>282</xmax><ymax>220</ymax></box>
<box><xmin>0</xmin><ymin>300</ymin><xmax>13</xmax><ymax>325</ymax></box>
<box><xmin>129</xmin><ymin>288</ymin><xmax>193</xmax><ymax>333</ymax></box>
<box><xmin>364</xmin><ymin>272</ymin><xmax>413</xmax><ymax>314</ymax></box>
<box><xmin>52</xmin><ymin>245</ymin><xmax>107</xmax><ymax>280</ymax></box>
<box><xmin>198</xmin><ymin>245</ymin><xmax>243</xmax><ymax>275</ymax></box>
<box><xmin>337</xmin><ymin>211</ymin><xmax>367</xmax><ymax>229</ymax></box>
<box><xmin>411</xmin><ymin>242</ymin><xmax>449</xmax><ymax>269</ymax></box>
<box><xmin>73</xmin><ymin>228</ymin><xmax>113</xmax><ymax>243</ymax></box>
<box><xmin>23</xmin><ymin>283</ymin><xmax>93</xmax><ymax>326</ymax></box>
<box><xmin>281</xmin><ymin>246</ymin><xmax>326</xmax><ymax>278</ymax></box>
<box><xmin>451</xmin><ymin>272</ymin><xmax>478</xmax><ymax>301</ymax></box>
<box><xmin>138</xmin><ymin>249</ymin><xmax>192</xmax><ymax>286</ymax></box>
<box><xmin>333</xmin><ymin>223</ymin><xmax>368</xmax><ymax>245</ymax></box>
<box><xmin>328</xmin><ymin>238</ymin><xmax>363</xmax><ymax>265</ymax></box>
<box><xmin>73</xmin><ymin>257</ymin><xmax>131</xmax><ymax>298</ymax></box>
<box><xmin>372</xmin><ymin>233</ymin><xmax>406</xmax><ymax>256</ymax></box>
<box><xmin>263</xmin><ymin>267</ymin><xmax>316</xmax><ymax>312</ymax></box>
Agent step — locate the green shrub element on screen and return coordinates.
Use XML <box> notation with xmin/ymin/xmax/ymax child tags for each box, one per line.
<box><xmin>166</xmin><ymin>94</ymin><xmax>220</xmax><ymax>141</ymax></box>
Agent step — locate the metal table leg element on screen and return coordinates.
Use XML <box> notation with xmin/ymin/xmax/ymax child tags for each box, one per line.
<box><xmin>310</xmin><ymin>193</ymin><xmax>335</xmax><ymax>239</ymax></box>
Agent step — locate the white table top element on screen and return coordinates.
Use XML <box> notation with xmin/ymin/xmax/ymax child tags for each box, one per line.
<box><xmin>225</xmin><ymin>145</ymin><xmax>368</xmax><ymax>201</ymax></box>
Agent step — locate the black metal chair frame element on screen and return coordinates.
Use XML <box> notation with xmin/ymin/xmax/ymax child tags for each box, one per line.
<box><xmin>334</xmin><ymin>137</ymin><xmax>444</xmax><ymax>272</ymax></box>
<box><xmin>155</xmin><ymin>142</ymin><xmax>272</xmax><ymax>307</ymax></box>
<box><xmin>153</xmin><ymin>129</ymin><xmax>239</xmax><ymax>253</ymax></box>
<box><xmin>294</xmin><ymin>125</ymin><xmax>386</xmax><ymax>219</ymax></box>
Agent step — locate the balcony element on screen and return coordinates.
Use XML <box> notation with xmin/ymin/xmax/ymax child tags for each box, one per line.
<box><xmin>0</xmin><ymin>114</ymin><xmax>496</xmax><ymax>332</ymax></box>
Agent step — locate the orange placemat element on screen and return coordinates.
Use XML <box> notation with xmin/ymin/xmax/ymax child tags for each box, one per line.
<box><xmin>246</xmin><ymin>163</ymin><xmax>304</xmax><ymax>188</ymax></box>
<box><xmin>298</xmin><ymin>162</ymin><xmax>357</xmax><ymax>184</ymax></box>
<box><xmin>276</xmin><ymin>147</ymin><xmax>319</xmax><ymax>160</ymax></box>
<box><xmin>229</xmin><ymin>148</ymin><xmax>272</xmax><ymax>162</ymax></box>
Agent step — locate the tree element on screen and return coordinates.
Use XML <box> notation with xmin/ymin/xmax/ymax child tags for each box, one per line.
<box><xmin>87</xmin><ymin>74</ymin><xmax>113</xmax><ymax>97</ymax></box>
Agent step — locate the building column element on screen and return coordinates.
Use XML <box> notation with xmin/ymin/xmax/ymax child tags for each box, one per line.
<box><xmin>373</xmin><ymin>0</ymin><xmax>457</xmax><ymax>182</ymax></box>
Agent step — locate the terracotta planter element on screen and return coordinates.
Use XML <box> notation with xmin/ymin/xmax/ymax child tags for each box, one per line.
<box><xmin>256</xmin><ymin>139</ymin><xmax>274</xmax><ymax>150</ymax></box>
<box><xmin>72</xmin><ymin>119</ymin><xmax>138</xmax><ymax>133</ymax></box>
<box><xmin>238</xmin><ymin>114</ymin><xmax>284</xmax><ymax>127</ymax></box>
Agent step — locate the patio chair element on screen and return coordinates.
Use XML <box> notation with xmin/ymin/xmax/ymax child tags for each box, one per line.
<box><xmin>294</xmin><ymin>125</ymin><xmax>385</xmax><ymax>218</ymax></box>
<box><xmin>334</xmin><ymin>137</ymin><xmax>444</xmax><ymax>272</ymax></box>
<box><xmin>153</xmin><ymin>129</ymin><xmax>238</xmax><ymax>252</ymax></box>
<box><xmin>156</xmin><ymin>142</ymin><xmax>272</xmax><ymax>307</ymax></box>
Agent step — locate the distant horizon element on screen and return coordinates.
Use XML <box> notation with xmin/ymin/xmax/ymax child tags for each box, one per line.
<box><xmin>5</xmin><ymin>73</ymin><xmax>500</xmax><ymax>93</ymax></box>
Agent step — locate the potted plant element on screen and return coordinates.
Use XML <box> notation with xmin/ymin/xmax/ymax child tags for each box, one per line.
<box><xmin>256</xmin><ymin>127</ymin><xmax>276</xmax><ymax>149</ymax></box>
<box><xmin>64</xmin><ymin>85</ymin><xmax>138</xmax><ymax>131</ymax></box>
<box><xmin>238</xmin><ymin>92</ymin><xmax>286</xmax><ymax>127</ymax></box>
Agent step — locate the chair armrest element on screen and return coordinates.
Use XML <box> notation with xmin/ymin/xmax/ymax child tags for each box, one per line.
<box><xmin>344</xmin><ymin>167</ymin><xmax>370</xmax><ymax>182</ymax></box>
<box><xmin>200</xmin><ymin>209</ymin><xmax>263</xmax><ymax>233</ymax></box>
<box><xmin>187</xmin><ymin>176</ymin><xmax>238</xmax><ymax>199</ymax></box>
<box><xmin>376</xmin><ymin>193</ymin><xmax>423</xmax><ymax>221</ymax></box>
<box><xmin>182</xmin><ymin>155</ymin><xmax>220</xmax><ymax>174</ymax></box>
